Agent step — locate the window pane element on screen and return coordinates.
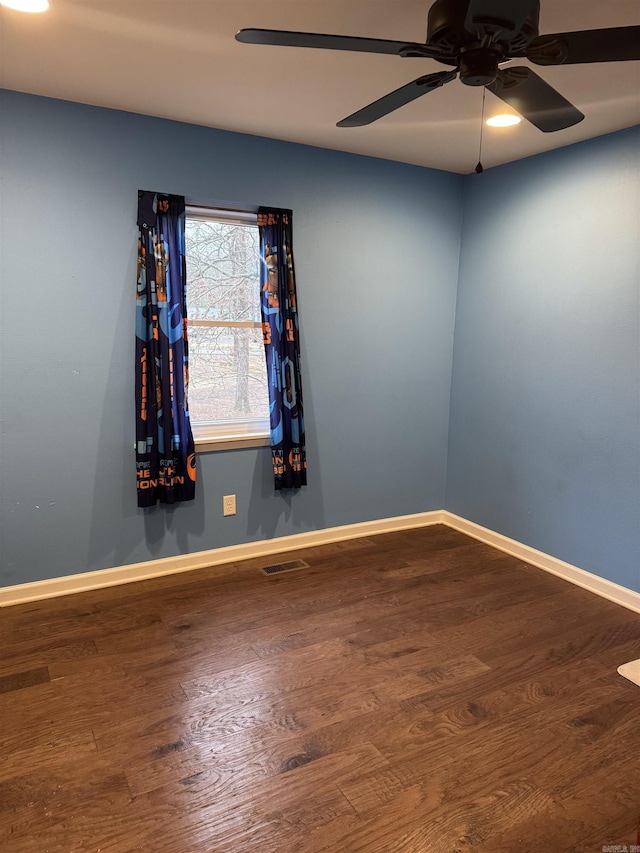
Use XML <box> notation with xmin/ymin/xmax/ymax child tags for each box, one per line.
<box><xmin>187</xmin><ymin>324</ymin><xmax>270</xmax><ymax>423</ymax></box>
<box><xmin>185</xmin><ymin>219</ymin><xmax>261</xmax><ymax>323</ymax></box>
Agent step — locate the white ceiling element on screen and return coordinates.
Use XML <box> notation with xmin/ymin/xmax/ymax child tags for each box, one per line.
<box><xmin>1</xmin><ymin>0</ymin><xmax>639</xmax><ymax>174</ymax></box>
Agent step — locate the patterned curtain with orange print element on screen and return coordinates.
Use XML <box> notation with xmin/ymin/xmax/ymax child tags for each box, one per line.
<box><xmin>135</xmin><ymin>191</ymin><xmax>196</xmax><ymax>507</ymax></box>
<box><xmin>258</xmin><ymin>207</ymin><xmax>307</xmax><ymax>490</ymax></box>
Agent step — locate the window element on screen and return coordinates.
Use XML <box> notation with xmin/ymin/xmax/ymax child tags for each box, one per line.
<box><xmin>185</xmin><ymin>205</ymin><xmax>270</xmax><ymax>450</ymax></box>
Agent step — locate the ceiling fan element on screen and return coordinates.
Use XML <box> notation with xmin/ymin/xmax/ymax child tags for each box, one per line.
<box><xmin>236</xmin><ymin>0</ymin><xmax>640</xmax><ymax>132</ymax></box>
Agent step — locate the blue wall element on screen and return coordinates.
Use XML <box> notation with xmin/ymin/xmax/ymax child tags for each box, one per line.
<box><xmin>0</xmin><ymin>90</ymin><xmax>463</xmax><ymax>586</ymax></box>
<box><xmin>446</xmin><ymin>127</ymin><xmax>640</xmax><ymax>592</ymax></box>
<box><xmin>1</xmin><ymin>91</ymin><xmax>637</xmax><ymax>594</ymax></box>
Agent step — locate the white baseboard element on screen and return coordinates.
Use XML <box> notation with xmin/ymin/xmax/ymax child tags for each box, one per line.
<box><xmin>2</xmin><ymin>508</ymin><xmax>639</xmax><ymax>616</ymax></box>
<box><xmin>0</xmin><ymin>511</ymin><xmax>445</xmax><ymax>607</ymax></box>
<box><xmin>442</xmin><ymin>511</ymin><xmax>640</xmax><ymax>616</ymax></box>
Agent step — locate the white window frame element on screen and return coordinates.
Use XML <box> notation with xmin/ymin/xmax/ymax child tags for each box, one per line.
<box><xmin>185</xmin><ymin>204</ymin><xmax>270</xmax><ymax>452</ymax></box>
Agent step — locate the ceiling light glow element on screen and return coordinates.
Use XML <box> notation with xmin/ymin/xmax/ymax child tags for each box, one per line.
<box><xmin>486</xmin><ymin>114</ymin><xmax>521</xmax><ymax>128</ymax></box>
<box><xmin>0</xmin><ymin>0</ymin><xmax>50</xmax><ymax>11</ymax></box>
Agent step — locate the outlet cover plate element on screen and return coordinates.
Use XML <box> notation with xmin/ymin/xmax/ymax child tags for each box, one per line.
<box><xmin>223</xmin><ymin>495</ymin><xmax>236</xmax><ymax>516</ymax></box>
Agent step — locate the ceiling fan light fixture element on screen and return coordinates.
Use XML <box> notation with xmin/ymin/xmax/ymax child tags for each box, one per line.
<box><xmin>0</xmin><ymin>0</ymin><xmax>49</xmax><ymax>11</ymax></box>
<box><xmin>486</xmin><ymin>113</ymin><xmax>522</xmax><ymax>127</ymax></box>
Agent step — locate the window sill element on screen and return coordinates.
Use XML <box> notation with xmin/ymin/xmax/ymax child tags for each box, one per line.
<box><xmin>195</xmin><ymin>433</ymin><xmax>271</xmax><ymax>453</ymax></box>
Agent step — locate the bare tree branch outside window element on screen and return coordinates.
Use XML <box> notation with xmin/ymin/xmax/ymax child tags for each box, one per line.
<box><xmin>185</xmin><ymin>218</ymin><xmax>270</xmax><ymax>425</ymax></box>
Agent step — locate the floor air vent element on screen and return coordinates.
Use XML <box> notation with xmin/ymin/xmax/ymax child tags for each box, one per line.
<box><xmin>261</xmin><ymin>559</ymin><xmax>309</xmax><ymax>576</ymax></box>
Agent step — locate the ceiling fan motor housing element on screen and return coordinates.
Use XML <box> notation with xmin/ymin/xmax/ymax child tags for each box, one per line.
<box><xmin>427</xmin><ymin>0</ymin><xmax>540</xmax><ymax>85</ymax></box>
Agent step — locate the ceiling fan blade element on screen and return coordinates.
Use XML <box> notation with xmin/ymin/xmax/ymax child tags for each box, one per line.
<box><xmin>464</xmin><ymin>0</ymin><xmax>538</xmax><ymax>36</ymax></box>
<box><xmin>235</xmin><ymin>28</ymin><xmax>443</xmax><ymax>59</ymax></box>
<box><xmin>527</xmin><ymin>26</ymin><xmax>640</xmax><ymax>66</ymax></box>
<box><xmin>488</xmin><ymin>67</ymin><xmax>584</xmax><ymax>132</ymax></box>
<box><xmin>337</xmin><ymin>70</ymin><xmax>457</xmax><ymax>127</ymax></box>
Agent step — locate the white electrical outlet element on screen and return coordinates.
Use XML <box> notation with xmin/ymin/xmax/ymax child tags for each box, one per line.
<box><xmin>223</xmin><ymin>494</ymin><xmax>236</xmax><ymax>516</ymax></box>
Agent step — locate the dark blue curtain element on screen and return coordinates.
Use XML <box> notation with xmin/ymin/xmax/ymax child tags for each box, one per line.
<box><xmin>135</xmin><ymin>191</ymin><xmax>196</xmax><ymax>507</ymax></box>
<box><xmin>258</xmin><ymin>208</ymin><xmax>307</xmax><ymax>490</ymax></box>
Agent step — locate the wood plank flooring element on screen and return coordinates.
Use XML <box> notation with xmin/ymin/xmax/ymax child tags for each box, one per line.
<box><xmin>1</xmin><ymin>525</ymin><xmax>638</xmax><ymax>852</ymax></box>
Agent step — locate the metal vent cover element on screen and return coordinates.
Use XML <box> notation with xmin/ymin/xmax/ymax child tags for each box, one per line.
<box><xmin>261</xmin><ymin>559</ymin><xmax>309</xmax><ymax>576</ymax></box>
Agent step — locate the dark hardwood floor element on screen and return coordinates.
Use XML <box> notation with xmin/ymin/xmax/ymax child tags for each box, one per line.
<box><xmin>1</xmin><ymin>525</ymin><xmax>639</xmax><ymax>852</ymax></box>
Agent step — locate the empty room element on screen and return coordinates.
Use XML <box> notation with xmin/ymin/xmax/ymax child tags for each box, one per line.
<box><xmin>1</xmin><ymin>1</ymin><xmax>639</xmax><ymax>850</ymax></box>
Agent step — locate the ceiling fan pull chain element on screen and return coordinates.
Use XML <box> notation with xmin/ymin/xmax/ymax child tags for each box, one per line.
<box><xmin>475</xmin><ymin>87</ymin><xmax>486</xmax><ymax>173</ymax></box>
